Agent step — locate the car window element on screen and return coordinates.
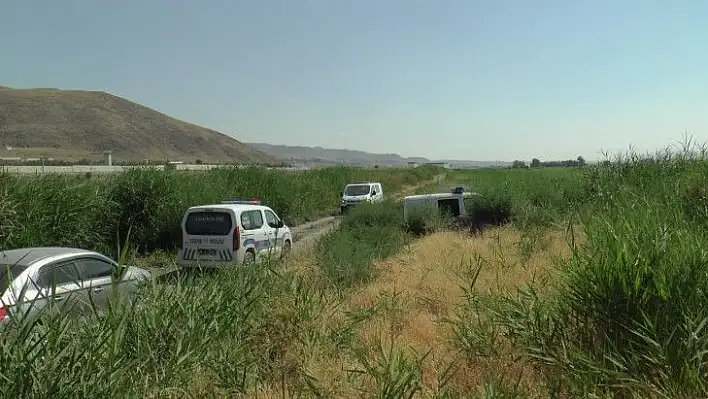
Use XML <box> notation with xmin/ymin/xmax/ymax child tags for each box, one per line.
<box><xmin>185</xmin><ymin>211</ymin><xmax>233</xmax><ymax>235</ymax></box>
<box><xmin>240</xmin><ymin>211</ymin><xmax>253</xmax><ymax>230</ymax></box>
<box><xmin>437</xmin><ymin>198</ymin><xmax>461</xmax><ymax>218</ymax></box>
<box><xmin>241</xmin><ymin>210</ymin><xmax>264</xmax><ymax>231</ymax></box>
<box><xmin>75</xmin><ymin>257</ymin><xmax>115</xmax><ymax>280</ymax></box>
<box><xmin>264</xmin><ymin>210</ymin><xmax>279</xmax><ymax>228</ymax></box>
<box><xmin>37</xmin><ymin>261</ymin><xmax>82</xmax><ymax>289</ymax></box>
<box><xmin>0</xmin><ymin>264</ymin><xmax>29</xmax><ymax>293</ymax></box>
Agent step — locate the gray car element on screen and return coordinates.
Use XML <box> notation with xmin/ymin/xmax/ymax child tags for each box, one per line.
<box><xmin>0</xmin><ymin>247</ymin><xmax>152</xmax><ymax>324</ymax></box>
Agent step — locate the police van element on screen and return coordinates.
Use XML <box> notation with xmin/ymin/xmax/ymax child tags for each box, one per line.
<box><xmin>177</xmin><ymin>199</ymin><xmax>293</xmax><ymax>267</ymax></box>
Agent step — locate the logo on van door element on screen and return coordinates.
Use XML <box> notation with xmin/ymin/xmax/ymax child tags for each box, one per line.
<box><xmin>188</xmin><ymin>238</ymin><xmax>226</xmax><ymax>245</ymax></box>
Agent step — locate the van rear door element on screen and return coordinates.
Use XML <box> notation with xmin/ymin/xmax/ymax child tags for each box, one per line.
<box><xmin>183</xmin><ymin>209</ymin><xmax>234</xmax><ymax>263</ymax></box>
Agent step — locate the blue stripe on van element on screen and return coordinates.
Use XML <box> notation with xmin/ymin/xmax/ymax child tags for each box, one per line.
<box><xmin>243</xmin><ymin>238</ymin><xmax>271</xmax><ymax>250</ymax></box>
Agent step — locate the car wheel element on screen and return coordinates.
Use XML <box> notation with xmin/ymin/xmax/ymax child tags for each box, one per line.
<box><xmin>281</xmin><ymin>240</ymin><xmax>292</xmax><ymax>260</ymax></box>
<box><xmin>243</xmin><ymin>250</ymin><xmax>256</xmax><ymax>265</ymax></box>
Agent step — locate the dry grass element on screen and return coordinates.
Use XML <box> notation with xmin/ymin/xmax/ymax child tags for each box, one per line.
<box><xmin>276</xmin><ymin>226</ymin><xmax>577</xmax><ymax>397</ymax></box>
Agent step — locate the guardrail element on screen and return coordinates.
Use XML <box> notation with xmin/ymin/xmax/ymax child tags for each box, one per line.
<box><xmin>0</xmin><ymin>164</ymin><xmax>311</xmax><ymax>174</ymax></box>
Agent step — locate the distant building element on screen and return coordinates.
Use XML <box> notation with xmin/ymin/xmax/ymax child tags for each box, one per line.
<box><xmin>406</xmin><ymin>161</ymin><xmax>419</xmax><ymax>168</ymax></box>
<box><xmin>425</xmin><ymin>162</ymin><xmax>450</xmax><ymax>169</ymax></box>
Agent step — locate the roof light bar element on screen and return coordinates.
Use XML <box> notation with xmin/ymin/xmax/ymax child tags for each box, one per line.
<box><xmin>221</xmin><ymin>198</ymin><xmax>261</xmax><ymax>205</ymax></box>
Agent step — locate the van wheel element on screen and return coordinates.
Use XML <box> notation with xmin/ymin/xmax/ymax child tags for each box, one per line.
<box><xmin>243</xmin><ymin>250</ymin><xmax>256</xmax><ymax>265</ymax></box>
<box><xmin>281</xmin><ymin>241</ymin><xmax>292</xmax><ymax>260</ymax></box>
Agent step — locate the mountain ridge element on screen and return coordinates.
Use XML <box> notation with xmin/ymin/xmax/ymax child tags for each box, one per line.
<box><xmin>247</xmin><ymin>142</ymin><xmax>512</xmax><ymax>168</ymax></box>
<box><xmin>0</xmin><ymin>85</ymin><xmax>276</xmax><ymax>164</ymax></box>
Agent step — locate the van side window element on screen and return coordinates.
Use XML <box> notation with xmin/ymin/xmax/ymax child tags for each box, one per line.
<box><xmin>240</xmin><ymin>212</ymin><xmax>252</xmax><ymax>230</ymax></box>
<box><xmin>241</xmin><ymin>210</ymin><xmax>264</xmax><ymax>231</ymax></box>
<box><xmin>264</xmin><ymin>210</ymin><xmax>279</xmax><ymax>228</ymax></box>
<box><xmin>437</xmin><ymin>198</ymin><xmax>461</xmax><ymax>218</ymax></box>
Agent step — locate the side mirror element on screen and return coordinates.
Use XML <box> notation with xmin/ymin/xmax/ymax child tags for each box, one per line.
<box><xmin>371</xmin><ymin>191</ymin><xmax>377</xmax><ymax>196</ymax></box>
<box><xmin>277</xmin><ymin>220</ymin><xmax>284</xmax><ymax>228</ymax></box>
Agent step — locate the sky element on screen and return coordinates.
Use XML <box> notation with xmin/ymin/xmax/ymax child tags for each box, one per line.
<box><xmin>2</xmin><ymin>1</ymin><xmax>707</xmax><ymax>162</ymax></box>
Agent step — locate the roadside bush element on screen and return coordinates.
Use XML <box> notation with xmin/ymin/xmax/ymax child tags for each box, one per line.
<box><xmin>110</xmin><ymin>168</ymin><xmax>173</xmax><ymax>252</ymax></box>
<box><xmin>0</xmin><ymin>263</ymin><xmax>285</xmax><ymax>397</ymax></box>
<box><xmin>495</xmin><ymin>149</ymin><xmax>708</xmax><ymax>397</ymax></box>
<box><xmin>464</xmin><ymin>190</ymin><xmax>513</xmax><ymax>226</ymax></box>
<box><xmin>404</xmin><ymin>206</ymin><xmax>447</xmax><ymax>237</ymax></box>
<box><xmin>316</xmin><ymin>201</ymin><xmax>408</xmax><ymax>289</ymax></box>
<box><xmin>682</xmin><ymin>172</ymin><xmax>708</xmax><ymax>225</ymax></box>
<box><xmin>3</xmin><ymin>174</ymin><xmax>116</xmax><ymax>252</ymax></box>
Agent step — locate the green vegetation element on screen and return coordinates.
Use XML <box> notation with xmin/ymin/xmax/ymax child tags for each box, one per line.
<box><xmin>5</xmin><ymin>142</ymin><xmax>708</xmax><ymax>397</ymax></box>
<box><xmin>0</xmin><ymin>165</ymin><xmax>439</xmax><ymax>254</ymax></box>
<box><xmin>0</xmin><ymin>196</ymin><xmax>428</xmax><ymax>397</ymax></box>
<box><xmin>316</xmin><ymin>201</ymin><xmax>410</xmax><ymax>289</ymax></box>
<box><xmin>442</xmin><ymin>144</ymin><xmax>708</xmax><ymax>397</ymax></box>
<box><xmin>437</xmin><ymin>166</ymin><xmax>589</xmax><ymax>229</ymax></box>
<box><xmin>491</xmin><ymin>149</ymin><xmax>708</xmax><ymax>397</ymax></box>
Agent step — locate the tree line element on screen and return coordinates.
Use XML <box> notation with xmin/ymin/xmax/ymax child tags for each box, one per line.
<box><xmin>511</xmin><ymin>156</ymin><xmax>586</xmax><ymax>169</ymax></box>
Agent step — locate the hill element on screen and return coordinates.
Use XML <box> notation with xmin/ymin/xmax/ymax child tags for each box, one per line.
<box><xmin>247</xmin><ymin>142</ymin><xmax>428</xmax><ymax>166</ymax></box>
<box><xmin>0</xmin><ymin>86</ymin><xmax>276</xmax><ymax>164</ymax></box>
<box><xmin>247</xmin><ymin>143</ymin><xmax>511</xmax><ymax>168</ymax></box>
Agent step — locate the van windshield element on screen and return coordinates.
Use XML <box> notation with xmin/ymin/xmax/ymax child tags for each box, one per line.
<box><xmin>185</xmin><ymin>211</ymin><xmax>233</xmax><ymax>235</ymax></box>
<box><xmin>345</xmin><ymin>184</ymin><xmax>371</xmax><ymax>196</ymax></box>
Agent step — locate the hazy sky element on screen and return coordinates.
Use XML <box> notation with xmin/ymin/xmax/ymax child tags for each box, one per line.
<box><xmin>2</xmin><ymin>1</ymin><xmax>707</xmax><ymax>161</ymax></box>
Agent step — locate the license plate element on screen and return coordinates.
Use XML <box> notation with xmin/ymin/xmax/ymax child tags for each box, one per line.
<box><xmin>198</xmin><ymin>249</ymin><xmax>217</xmax><ymax>256</ymax></box>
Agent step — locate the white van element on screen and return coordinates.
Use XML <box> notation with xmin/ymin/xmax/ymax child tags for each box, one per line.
<box><xmin>178</xmin><ymin>199</ymin><xmax>293</xmax><ymax>267</ymax></box>
<box><xmin>403</xmin><ymin>187</ymin><xmax>479</xmax><ymax>222</ymax></box>
<box><xmin>340</xmin><ymin>181</ymin><xmax>384</xmax><ymax>213</ymax></box>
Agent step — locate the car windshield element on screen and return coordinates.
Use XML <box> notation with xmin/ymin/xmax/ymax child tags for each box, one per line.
<box><xmin>0</xmin><ymin>264</ymin><xmax>28</xmax><ymax>294</ymax></box>
<box><xmin>345</xmin><ymin>184</ymin><xmax>371</xmax><ymax>196</ymax></box>
<box><xmin>185</xmin><ymin>211</ymin><xmax>233</xmax><ymax>235</ymax></box>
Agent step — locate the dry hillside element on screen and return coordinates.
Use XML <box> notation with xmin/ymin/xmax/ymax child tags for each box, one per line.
<box><xmin>0</xmin><ymin>86</ymin><xmax>276</xmax><ymax>164</ymax></box>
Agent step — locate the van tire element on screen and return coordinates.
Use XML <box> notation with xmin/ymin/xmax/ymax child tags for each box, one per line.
<box><xmin>281</xmin><ymin>240</ymin><xmax>292</xmax><ymax>259</ymax></box>
<box><xmin>243</xmin><ymin>250</ymin><xmax>256</xmax><ymax>265</ymax></box>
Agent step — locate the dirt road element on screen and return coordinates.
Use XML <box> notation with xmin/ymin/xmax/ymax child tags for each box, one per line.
<box><xmin>291</xmin><ymin>216</ymin><xmax>341</xmax><ymax>256</ymax></box>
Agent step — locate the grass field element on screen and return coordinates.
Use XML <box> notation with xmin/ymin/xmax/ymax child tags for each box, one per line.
<box><xmin>3</xmin><ymin>144</ymin><xmax>708</xmax><ymax>398</ymax></box>
<box><xmin>0</xmin><ymin>165</ymin><xmax>440</xmax><ymax>256</ymax></box>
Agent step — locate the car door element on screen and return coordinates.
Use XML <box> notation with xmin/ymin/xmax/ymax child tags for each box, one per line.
<box><xmin>32</xmin><ymin>259</ymin><xmax>91</xmax><ymax>318</ymax></box>
<box><xmin>74</xmin><ymin>256</ymin><xmax>118</xmax><ymax>311</ymax></box>
<box><xmin>240</xmin><ymin>210</ymin><xmax>269</xmax><ymax>260</ymax></box>
<box><xmin>263</xmin><ymin>208</ymin><xmax>283</xmax><ymax>257</ymax></box>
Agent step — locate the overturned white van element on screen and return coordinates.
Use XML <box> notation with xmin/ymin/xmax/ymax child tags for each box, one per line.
<box><xmin>403</xmin><ymin>187</ymin><xmax>479</xmax><ymax>222</ymax></box>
